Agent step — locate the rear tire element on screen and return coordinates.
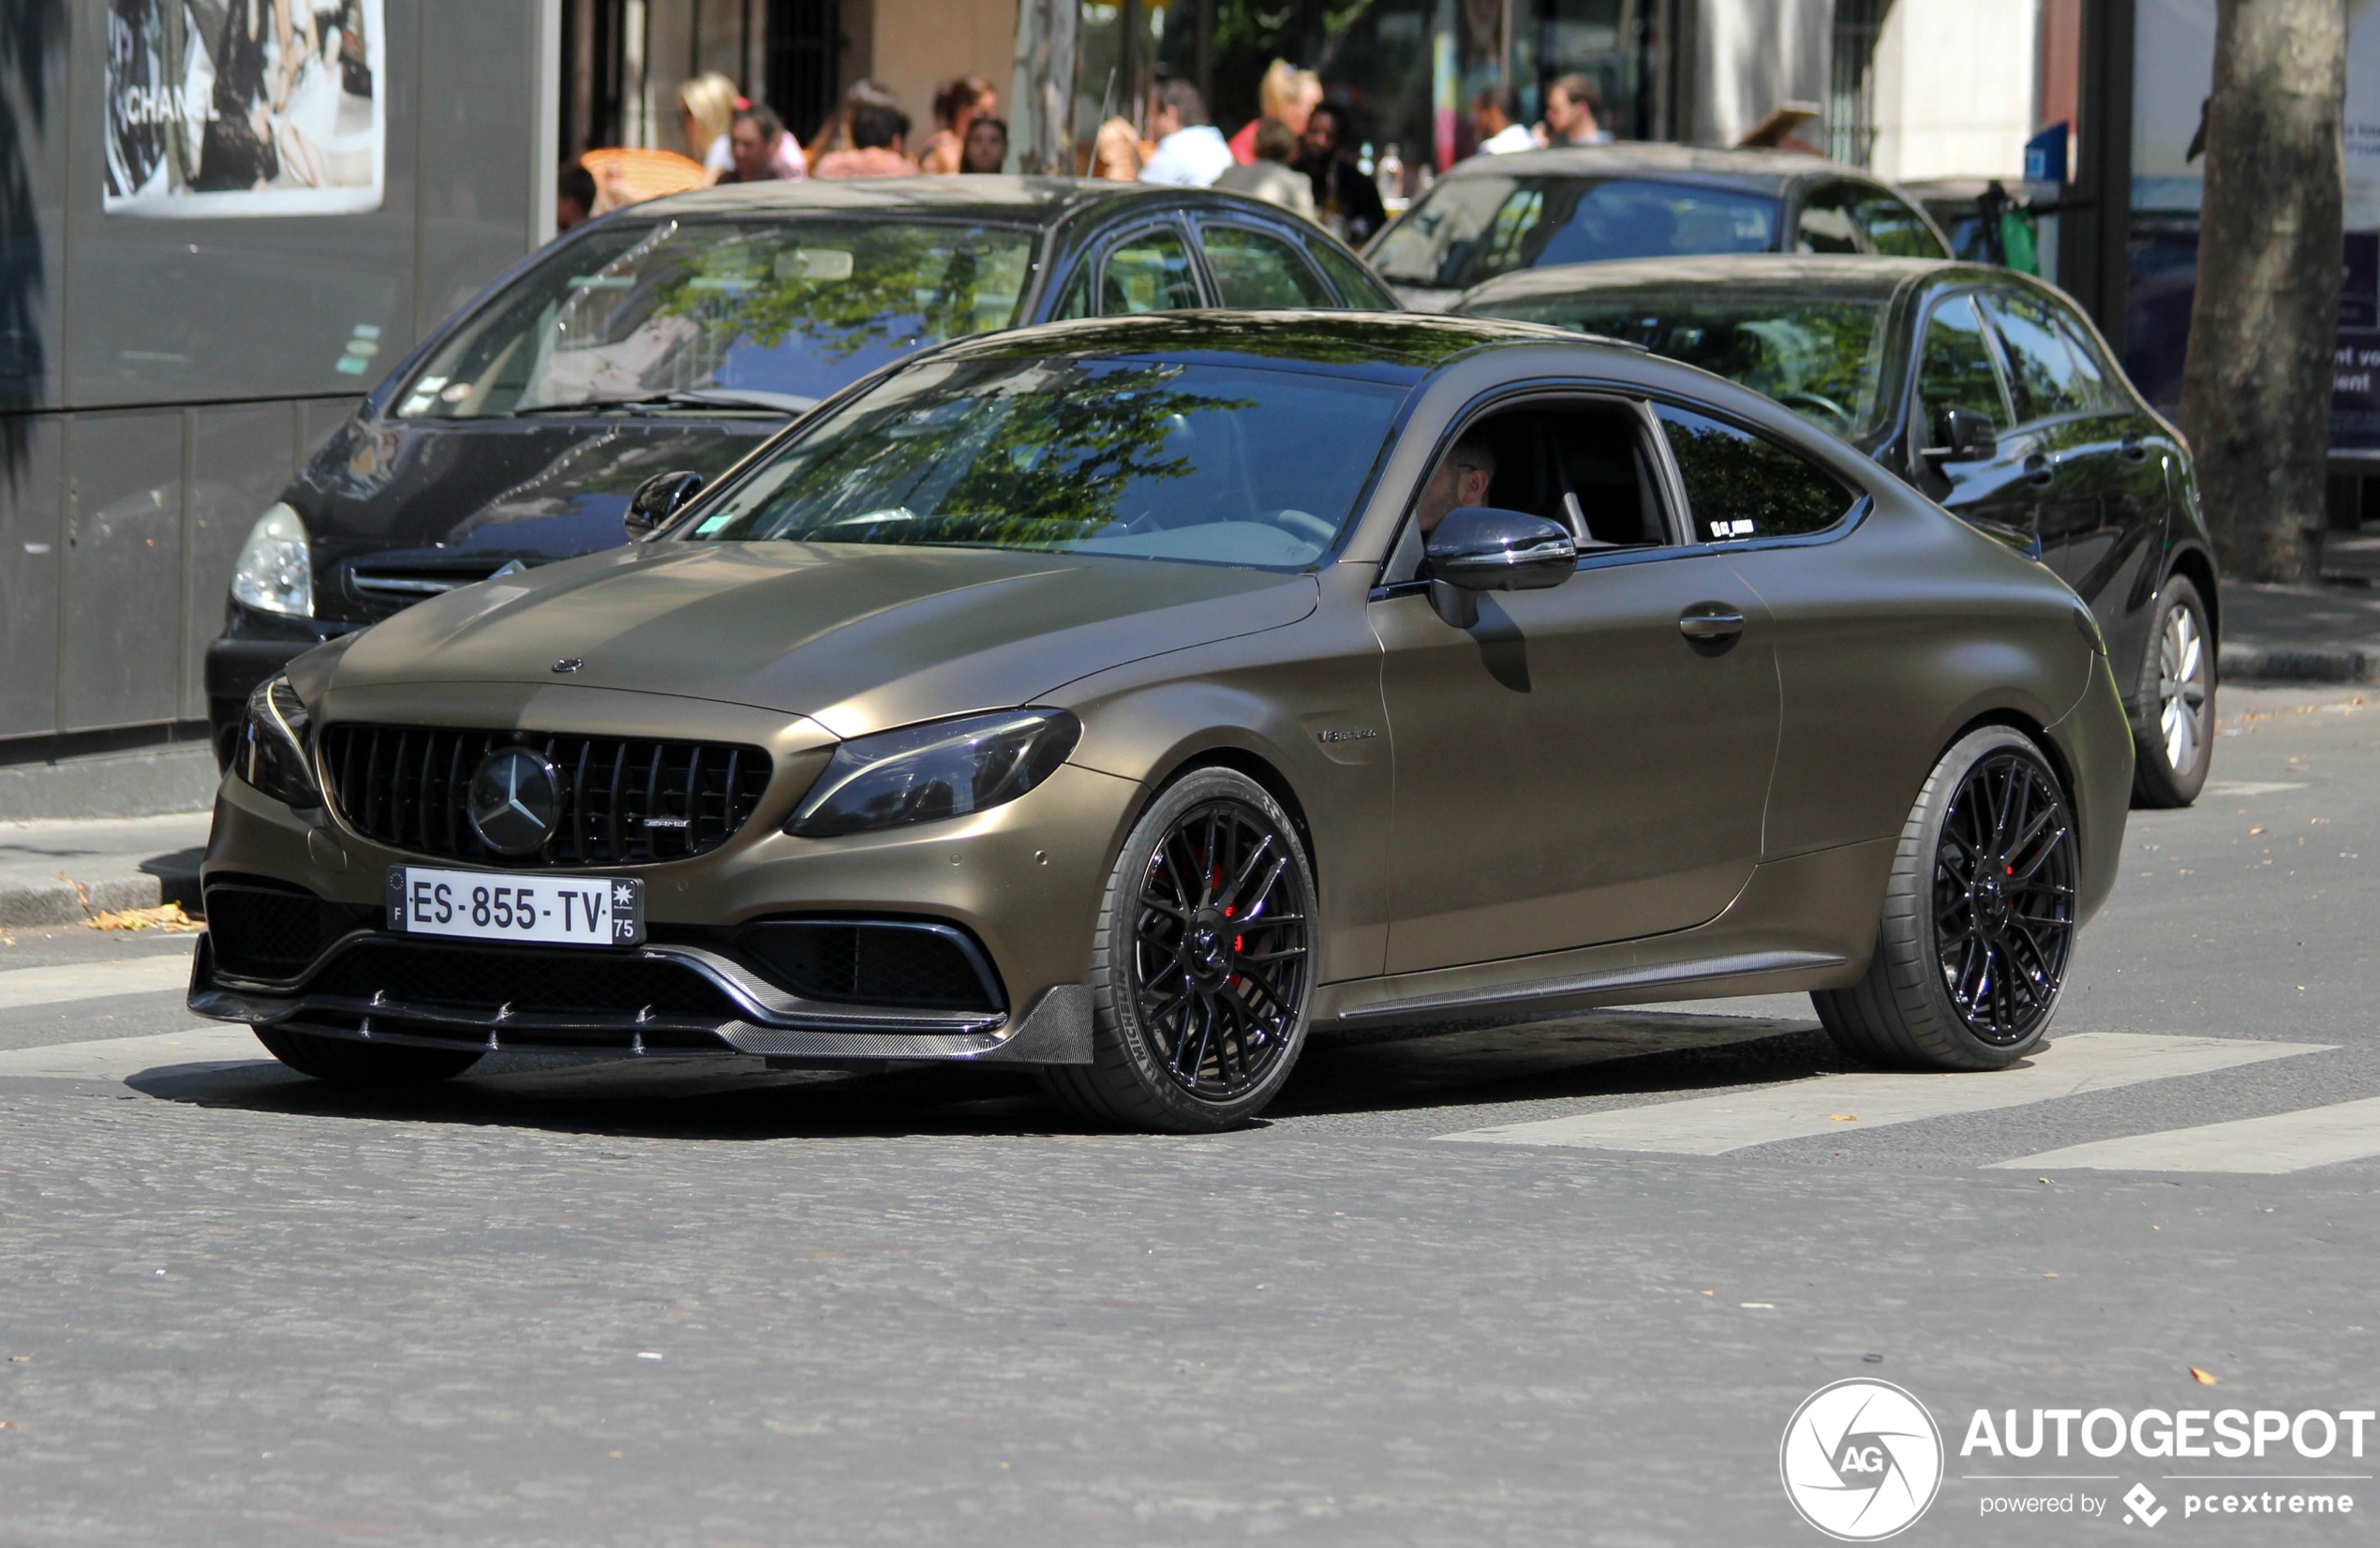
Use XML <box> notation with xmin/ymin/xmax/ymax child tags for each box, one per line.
<box><xmin>2130</xmin><ymin>575</ymin><xmax>2214</xmax><ymax>808</ymax></box>
<box><xmin>252</xmin><ymin>1026</ymin><xmax>483</xmax><ymax>1085</ymax></box>
<box><xmin>1039</xmin><ymin>767</ymin><xmax>1316</xmax><ymax>1132</ymax></box>
<box><xmin>1814</xmin><ymin>727</ymin><xmax>2079</xmax><ymax>1071</ymax></box>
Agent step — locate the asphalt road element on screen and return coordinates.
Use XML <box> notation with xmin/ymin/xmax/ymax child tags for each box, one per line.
<box><xmin>2</xmin><ymin>684</ymin><xmax>2375</xmax><ymax>1546</ymax></box>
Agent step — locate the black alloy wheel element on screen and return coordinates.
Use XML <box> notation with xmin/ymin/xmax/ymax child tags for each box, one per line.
<box><xmin>1931</xmin><ymin>749</ymin><xmax>2076</xmax><ymax>1047</ymax></box>
<box><xmin>1129</xmin><ymin>798</ymin><xmax>1311</xmax><ymax>1100</ymax></box>
<box><xmin>1044</xmin><ymin>767</ymin><xmax>1316</xmax><ymax>1131</ymax></box>
<box><xmin>1814</xmin><ymin>727</ymin><xmax>2077</xmax><ymax>1071</ymax></box>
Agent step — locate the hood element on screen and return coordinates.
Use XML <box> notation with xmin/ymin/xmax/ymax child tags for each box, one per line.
<box><xmin>325</xmin><ymin>542</ymin><xmax>1321</xmax><ymax>737</ymax></box>
<box><xmin>290</xmin><ymin>414</ymin><xmax>787</xmax><ymax>620</ymax></box>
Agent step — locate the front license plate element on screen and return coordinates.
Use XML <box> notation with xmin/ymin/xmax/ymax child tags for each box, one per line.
<box><xmin>385</xmin><ymin>866</ymin><xmax>645</xmax><ymax>946</ymax></box>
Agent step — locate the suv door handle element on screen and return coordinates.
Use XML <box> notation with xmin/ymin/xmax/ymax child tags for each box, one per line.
<box><xmin>1678</xmin><ymin>606</ymin><xmax>1746</xmax><ymax>641</ymax></box>
<box><xmin>2024</xmin><ymin>453</ymin><xmax>2055</xmax><ymax>486</ymax></box>
<box><xmin>2120</xmin><ymin>431</ymin><xmax>2149</xmax><ymax>462</ymax></box>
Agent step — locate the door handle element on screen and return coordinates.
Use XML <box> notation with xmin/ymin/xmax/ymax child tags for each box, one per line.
<box><xmin>1678</xmin><ymin>606</ymin><xmax>1746</xmax><ymax>641</ymax></box>
<box><xmin>2024</xmin><ymin>453</ymin><xmax>2054</xmax><ymax>487</ymax></box>
<box><xmin>2120</xmin><ymin>432</ymin><xmax>2149</xmax><ymax>463</ymax></box>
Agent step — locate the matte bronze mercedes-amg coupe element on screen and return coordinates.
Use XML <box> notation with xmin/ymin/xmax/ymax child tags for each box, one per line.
<box><xmin>193</xmin><ymin>312</ymin><xmax>2134</xmax><ymax>1131</ymax></box>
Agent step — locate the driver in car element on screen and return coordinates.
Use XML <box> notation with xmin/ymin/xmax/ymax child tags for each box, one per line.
<box><xmin>1415</xmin><ymin>434</ymin><xmax>1497</xmax><ymax>535</ymax></box>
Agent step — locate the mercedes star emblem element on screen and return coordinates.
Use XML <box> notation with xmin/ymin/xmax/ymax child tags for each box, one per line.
<box><xmin>467</xmin><ymin>747</ymin><xmax>562</xmax><ymax>856</ymax></box>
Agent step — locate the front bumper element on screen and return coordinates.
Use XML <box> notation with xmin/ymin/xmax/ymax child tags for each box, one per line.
<box><xmin>196</xmin><ymin>681</ymin><xmax>1140</xmax><ymax>1068</ymax></box>
<box><xmin>187</xmin><ymin>930</ymin><xmax>1093</xmax><ymax>1065</ymax></box>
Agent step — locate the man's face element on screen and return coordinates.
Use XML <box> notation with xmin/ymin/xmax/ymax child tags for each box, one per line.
<box><xmin>1415</xmin><ymin>455</ymin><xmax>1493</xmax><ymax>536</ymax></box>
<box><xmin>730</xmin><ymin>122</ymin><xmax>769</xmax><ymax>180</ymax></box>
<box><xmin>1150</xmin><ymin>99</ymin><xmax>1182</xmax><ymax>139</ymax></box>
<box><xmin>1302</xmin><ymin>114</ymin><xmax>1338</xmax><ymax>159</ymax></box>
<box><xmin>1475</xmin><ymin>101</ymin><xmax>1510</xmax><ymax>139</ymax></box>
<box><xmin>1547</xmin><ymin>87</ymin><xmax>1595</xmax><ymax>141</ymax></box>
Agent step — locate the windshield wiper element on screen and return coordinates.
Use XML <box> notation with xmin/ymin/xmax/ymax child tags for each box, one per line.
<box><xmin>513</xmin><ymin>388</ymin><xmax>818</xmax><ymax>417</ymax></box>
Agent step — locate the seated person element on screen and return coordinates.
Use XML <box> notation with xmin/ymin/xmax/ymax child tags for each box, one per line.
<box><xmin>1414</xmin><ymin>433</ymin><xmax>1497</xmax><ymax>536</ymax></box>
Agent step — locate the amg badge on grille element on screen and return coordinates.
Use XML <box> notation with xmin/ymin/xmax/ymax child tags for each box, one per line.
<box><xmin>467</xmin><ymin>748</ymin><xmax>562</xmax><ymax>855</ymax></box>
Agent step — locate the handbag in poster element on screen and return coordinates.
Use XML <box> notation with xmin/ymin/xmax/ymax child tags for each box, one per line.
<box><xmin>104</xmin><ymin>0</ymin><xmax>386</xmax><ymax>217</ymax></box>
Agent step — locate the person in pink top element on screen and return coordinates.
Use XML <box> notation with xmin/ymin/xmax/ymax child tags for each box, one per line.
<box><xmin>811</xmin><ymin>101</ymin><xmax>919</xmax><ymax>179</ymax></box>
<box><xmin>1227</xmin><ymin>61</ymin><xmax>1321</xmax><ymax>167</ymax></box>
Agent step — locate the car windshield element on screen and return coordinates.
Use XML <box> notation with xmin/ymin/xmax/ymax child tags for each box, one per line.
<box><xmin>1370</xmin><ymin>176</ymin><xmax>1779</xmax><ymax>290</ymax></box>
<box><xmin>686</xmin><ymin>355</ymin><xmax>1408</xmax><ymax>570</ymax></box>
<box><xmin>1474</xmin><ymin>291</ymin><xmax>1891</xmax><ymax>439</ymax></box>
<box><xmin>391</xmin><ymin>216</ymin><xmax>1039</xmax><ymax>419</ymax></box>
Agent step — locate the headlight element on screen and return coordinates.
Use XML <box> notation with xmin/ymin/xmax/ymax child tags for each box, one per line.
<box><xmin>787</xmin><ymin>708</ymin><xmax>1081</xmax><ymax>839</ymax></box>
<box><xmin>230</xmin><ymin>502</ymin><xmax>313</xmax><ymax>617</ymax></box>
<box><xmin>237</xmin><ymin>676</ymin><xmax>322</xmax><ymax>809</ymax></box>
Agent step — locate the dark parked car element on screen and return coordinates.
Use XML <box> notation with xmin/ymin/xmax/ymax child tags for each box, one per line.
<box><xmin>196</xmin><ymin>313</ymin><xmax>2132</xmax><ymax>1129</ymax></box>
<box><xmin>204</xmin><ymin>177</ymin><xmax>1400</xmax><ymax>767</ymax></box>
<box><xmin>1455</xmin><ymin>254</ymin><xmax>2218</xmax><ymax>805</ymax></box>
<box><xmin>1364</xmin><ymin>145</ymin><xmax>1950</xmax><ymax>310</ymax></box>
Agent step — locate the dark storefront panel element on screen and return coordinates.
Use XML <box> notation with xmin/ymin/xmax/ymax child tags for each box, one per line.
<box><xmin>62</xmin><ymin>408</ymin><xmax>186</xmax><ymax>732</ymax></box>
<box><xmin>0</xmin><ymin>421</ymin><xmax>64</xmax><ymax>740</ymax></box>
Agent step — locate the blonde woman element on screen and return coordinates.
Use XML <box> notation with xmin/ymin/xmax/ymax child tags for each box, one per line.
<box><xmin>677</xmin><ymin>72</ymin><xmax>739</xmax><ymax>180</ymax></box>
<box><xmin>1090</xmin><ymin>117</ymin><xmax>1143</xmax><ymax>180</ymax></box>
<box><xmin>1227</xmin><ymin>59</ymin><xmax>1320</xmax><ymax>166</ymax></box>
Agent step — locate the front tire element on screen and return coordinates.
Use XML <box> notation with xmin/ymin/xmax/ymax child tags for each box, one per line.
<box><xmin>1814</xmin><ymin>727</ymin><xmax>2079</xmax><ymax>1071</ymax></box>
<box><xmin>253</xmin><ymin>1026</ymin><xmax>483</xmax><ymax>1085</ymax></box>
<box><xmin>1040</xmin><ymin>767</ymin><xmax>1316</xmax><ymax>1132</ymax></box>
<box><xmin>2131</xmin><ymin>575</ymin><xmax>2214</xmax><ymax>808</ymax></box>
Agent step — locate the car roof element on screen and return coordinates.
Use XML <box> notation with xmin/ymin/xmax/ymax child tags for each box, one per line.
<box><xmin>629</xmin><ymin>173</ymin><xmax>1267</xmax><ymax>226</ymax></box>
<box><xmin>1456</xmin><ymin>253</ymin><xmax>2009</xmax><ymax>309</ymax></box>
<box><xmin>1432</xmin><ymin>143</ymin><xmax>1861</xmax><ymax>194</ymax></box>
<box><xmin>929</xmin><ymin>310</ymin><xmax>1592</xmax><ymax>383</ymax></box>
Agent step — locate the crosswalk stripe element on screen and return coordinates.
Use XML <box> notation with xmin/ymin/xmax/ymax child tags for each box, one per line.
<box><xmin>1988</xmin><ymin>1094</ymin><xmax>2380</xmax><ymax>1174</ymax></box>
<box><xmin>1431</xmin><ymin>1033</ymin><xmax>2330</xmax><ymax>1155</ymax></box>
<box><xmin>0</xmin><ymin>951</ymin><xmax>194</xmax><ymax>1012</ymax></box>
<box><xmin>0</xmin><ymin>1025</ymin><xmax>268</xmax><ymax>1080</ymax></box>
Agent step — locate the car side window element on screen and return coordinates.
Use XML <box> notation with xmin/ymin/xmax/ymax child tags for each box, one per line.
<box><xmin>1851</xmin><ymin>186</ymin><xmax>1948</xmax><ymax>259</ymax></box>
<box><xmin>1397</xmin><ymin>401</ymin><xmax>1671</xmax><ymax>579</ymax></box>
<box><xmin>2047</xmin><ymin>305</ymin><xmax>2123</xmax><ymax>409</ymax></box>
<box><xmin>1916</xmin><ymin>294</ymin><xmax>2013</xmax><ymax>432</ymax></box>
<box><xmin>1980</xmin><ymin>291</ymin><xmax>2105</xmax><ymax>423</ymax></box>
<box><xmin>1794</xmin><ymin>184</ymin><xmax>1863</xmax><ymax>254</ymax></box>
<box><xmin>1199</xmin><ymin>225</ymin><xmax>1334</xmax><ymax>308</ymax></box>
<box><xmin>1655</xmin><ymin>404</ymin><xmax>1857</xmax><ymax>542</ymax></box>
<box><xmin>1311</xmin><ymin>240</ymin><xmax>1398</xmax><ymax>308</ymax></box>
<box><xmin>1099</xmin><ymin>227</ymin><xmax>1202</xmax><ymax>315</ymax></box>
<box><xmin>1051</xmin><ymin>263</ymin><xmax>1093</xmax><ymax>321</ymax></box>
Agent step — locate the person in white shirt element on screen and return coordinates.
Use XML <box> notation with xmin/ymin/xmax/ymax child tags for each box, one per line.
<box><xmin>1139</xmin><ymin>82</ymin><xmax>1235</xmax><ymax>187</ymax></box>
<box><xmin>1472</xmin><ymin>87</ymin><xmax>1536</xmax><ymax>156</ymax></box>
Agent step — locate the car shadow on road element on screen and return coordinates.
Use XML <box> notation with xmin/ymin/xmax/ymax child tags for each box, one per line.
<box><xmin>120</xmin><ymin>1007</ymin><xmax>1852</xmax><ymax>1140</ymax></box>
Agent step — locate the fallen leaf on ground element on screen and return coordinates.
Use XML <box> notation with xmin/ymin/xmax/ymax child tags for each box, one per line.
<box><xmin>86</xmin><ymin>903</ymin><xmax>201</xmax><ymax>932</ymax></box>
<box><xmin>1829</xmin><ymin>1114</ymin><xmax>1857</xmax><ymax>1123</ymax></box>
<box><xmin>2191</xmin><ymin>1366</ymin><xmax>2220</xmax><ymax>1385</ymax></box>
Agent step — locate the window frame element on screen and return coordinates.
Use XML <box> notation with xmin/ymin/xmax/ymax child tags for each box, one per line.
<box><xmin>1790</xmin><ymin>180</ymin><xmax>1867</xmax><ymax>256</ymax></box>
<box><xmin>1975</xmin><ymin>285</ymin><xmax>2124</xmax><ymax>430</ymax></box>
<box><xmin>1644</xmin><ymin>393</ymin><xmax>1874</xmax><ymax>554</ymax></box>
<box><xmin>1190</xmin><ymin>216</ymin><xmax>1338</xmax><ymax>310</ymax></box>
<box><xmin>1905</xmin><ymin>289</ymin><xmax>2020</xmax><ymax>461</ymax></box>
<box><xmin>1071</xmin><ymin>215</ymin><xmax>1212</xmax><ymax>319</ymax></box>
<box><xmin>1844</xmin><ymin>181</ymin><xmax>1951</xmax><ymax>260</ymax></box>
<box><xmin>1374</xmin><ymin>384</ymin><xmax>1693</xmax><ymax>591</ymax></box>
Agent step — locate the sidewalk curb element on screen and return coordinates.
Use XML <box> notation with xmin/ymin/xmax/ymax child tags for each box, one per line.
<box><xmin>0</xmin><ymin>865</ymin><xmax>203</xmax><ymax>930</ymax></box>
<box><xmin>2220</xmin><ymin>643</ymin><xmax>2374</xmax><ymax>685</ymax></box>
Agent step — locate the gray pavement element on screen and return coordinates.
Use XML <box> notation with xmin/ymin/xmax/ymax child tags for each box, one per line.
<box><xmin>0</xmin><ymin>812</ymin><xmax>210</xmax><ymax>927</ymax></box>
<box><xmin>1</xmin><ymin>685</ymin><xmax>2376</xmax><ymax>1545</ymax></box>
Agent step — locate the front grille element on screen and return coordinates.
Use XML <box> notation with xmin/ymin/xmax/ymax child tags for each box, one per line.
<box><xmin>307</xmin><ymin>938</ymin><xmax>736</xmax><ymax>1019</ymax></box>
<box><xmin>733</xmin><ymin>920</ymin><xmax>1003</xmax><ymax>1011</ymax></box>
<box><xmin>347</xmin><ymin>561</ymin><xmax>519</xmax><ymax>607</ymax></box>
<box><xmin>206</xmin><ymin>881</ymin><xmax>376</xmax><ymax>979</ymax></box>
<box><xmin>319</xmin><ymin>725</ymin><xmax>771</xmax><ymax>867</ymax></box>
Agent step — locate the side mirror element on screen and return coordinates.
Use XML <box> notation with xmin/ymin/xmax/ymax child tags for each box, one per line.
<box><xmin>624</xmin><ymin>470</ymin><xmax>707</xmax><ymax>538</ymax></box>
<box><xmin>1422</xmin><ymin>506</ymin><xmax>1578</xmax><ymax>628</ymax></box>
<box><xmin>1926</xmin><ymin>407</ymin><xmax>1999</xmax><ymax>464</ymax></box>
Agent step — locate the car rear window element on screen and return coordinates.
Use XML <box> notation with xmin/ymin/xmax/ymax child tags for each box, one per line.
<box><xmin>1369</xmin><ymin>176</ymin><xmax>1779</xmax><ymax>290</ymax></box>
<box><xmin>687</xmin><ymin>356</ymin><xmax>1407</xmax><ymax>571</ymax></box>
<box><xmin>392</xmin><ymin>216</ymin><xmax>1039</xmax><ymax>419</ymax></box>
<box><xmin>1473</xmin><ymin>291</ymin><xmax>1891</xmax><ymax>439</ymax></box>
